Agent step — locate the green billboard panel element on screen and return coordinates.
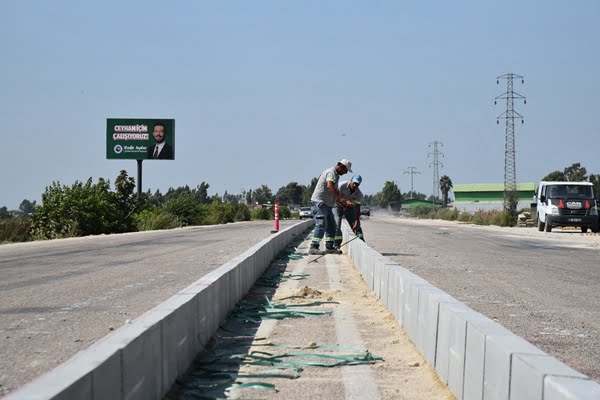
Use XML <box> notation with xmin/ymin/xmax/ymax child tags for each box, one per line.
<box><xmin>106</xmin><ymin>118</ymin><xmax>175</xmax><ymax>160</ymax></box>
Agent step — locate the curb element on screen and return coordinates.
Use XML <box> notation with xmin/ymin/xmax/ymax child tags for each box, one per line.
<box><xmin>5</xmin><ymin>220</ymin><xmax>313</xmax><ymax>400</ymax></box>
<box><xmin>341</xmin><ymin>224</ymin><xmax>600</xmax><ymax>400</ymax></box>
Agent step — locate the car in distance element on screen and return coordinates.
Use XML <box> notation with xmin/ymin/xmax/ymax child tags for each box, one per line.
<box><xmin>360</xmin><ymin>206</ymin><xmax>371</xmax><ymax>217</ymax></box>
<box><xmin>299</xmin><ymin>207</ymin><xmax>312</xmax><ymax>219</ymax></box>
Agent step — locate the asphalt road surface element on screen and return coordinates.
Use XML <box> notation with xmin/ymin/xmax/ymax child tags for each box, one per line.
<box><xmin>362</xmin><ymin>213</ymin><xmax>600</xmax><ymax>382</ymax></box>
<box><xmin>0</xmin><ymin>220</ymin><xmax>295</xmax><ymax>396</ymax></box>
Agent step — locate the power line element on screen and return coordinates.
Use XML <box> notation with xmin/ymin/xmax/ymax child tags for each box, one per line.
<box><xmin>495</xmin><ymin>73</ymin><xmax>526</xmax><ymax>212</ymax></box>
<box><xmin>403</xmin><ymin>167</ymin><xmax>421</xmax><ymax>198</ymax></box>
<box><xmin>428</xmin><ymin>141</ymin><xmax>444</xmax><ymax>199</ymax></box>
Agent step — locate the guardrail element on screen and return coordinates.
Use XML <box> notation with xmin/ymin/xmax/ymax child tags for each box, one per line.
<box><xmin>5</xmin><ymin>220</ymin><xmax>313</xmax><ymax>400</ymax></box>
<box><xmin>341</xmin><ymin>224</ymin><xmax>600</xmax><ymax>400</ymax></box>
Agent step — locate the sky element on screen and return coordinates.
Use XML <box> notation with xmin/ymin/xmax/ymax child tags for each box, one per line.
<box><xmin>1</xmin><ymin>1</ymin><xmax>599</xmax><ymax>209</ymax></box>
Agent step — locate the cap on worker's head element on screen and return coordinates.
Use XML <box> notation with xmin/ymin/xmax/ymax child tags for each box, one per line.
<box><xmin>338</xmin><ymin>159</ymin><xmax>353</xmax><ymax>172</ymax></box>
<box><xmin>351</xmin><ymin>174</ymin><xmax>362</xmax><ymax>185</ymax></box>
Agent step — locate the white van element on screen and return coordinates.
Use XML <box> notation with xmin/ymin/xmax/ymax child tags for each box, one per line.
<box><xmin>533</xmin><ymin>181</ymin><xmax>599</xmax><ymax>233</ymax></box>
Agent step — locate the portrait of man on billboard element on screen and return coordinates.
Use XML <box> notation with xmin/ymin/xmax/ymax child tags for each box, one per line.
<box><xmin>147</xmin><ymin>122</ymin><xmax>174</xmax><ymax>159</ymax></box>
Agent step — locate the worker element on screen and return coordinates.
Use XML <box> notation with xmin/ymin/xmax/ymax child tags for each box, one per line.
<box><xmin>333</xmin><ymin>174</ymin><xmax>365</xmax><ymax>249</ymax></box>
<box><xmin>309</xmin><ymin>159</ymin><xmax>353</xmax><ymax>255</ymax></box>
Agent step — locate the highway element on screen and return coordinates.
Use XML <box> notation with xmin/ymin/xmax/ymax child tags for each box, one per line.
<box><xmin>0</xmin><ymin>220</ymin><xmax>293</xmax><ymax>396</ymax></box>
<box><xmin>362</xmin><ymin>213</ymin><xmax>600</xmax><ymax>382</ymax></box>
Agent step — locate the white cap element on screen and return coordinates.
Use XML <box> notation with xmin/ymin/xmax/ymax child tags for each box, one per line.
<box><xmin>338</xmin><ymin>159</ymin><xmax>353</xmax><ymax>172</ymax></box>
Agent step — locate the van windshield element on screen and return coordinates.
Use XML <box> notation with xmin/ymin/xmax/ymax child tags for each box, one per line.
<box><xmin>546</xmin><ymin>185</ymin><xmax>593</xmax><ymax>199</ymax></box>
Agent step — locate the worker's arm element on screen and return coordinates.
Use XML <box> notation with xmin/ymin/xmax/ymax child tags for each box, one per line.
<box><xmin>327</xmin><ymin>181</ymin><xmax>352</xmax><ymax>207</ymax></box>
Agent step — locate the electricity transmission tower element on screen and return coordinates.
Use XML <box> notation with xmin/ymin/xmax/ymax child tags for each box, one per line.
<box><xmin>403</xmin><ymin>167</ymin><xmax>421</xmax><ymax>198</ymax></box>
<box><xmin>495</xmin><ymin>73</ymin><xmax>526</xmax><ymax>212</ymax></box>
<box><xmin>428</xmin><ymin>141</ymin><xmax>444</xmax><ymax>199</ymax></box>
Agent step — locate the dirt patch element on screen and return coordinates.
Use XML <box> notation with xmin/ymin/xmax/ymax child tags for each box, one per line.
<box><xmin>296</xmin><ymin>286</ymin><xmax>322</xmax><ymax>298</ymax></box>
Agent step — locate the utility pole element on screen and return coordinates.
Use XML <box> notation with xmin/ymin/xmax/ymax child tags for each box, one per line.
<box><xmin>495</xmin><ymin>73</ymin><xmax>526</xmax><ymax>213</ymax></box>
<box><xmin>428</xmin><ymin>141</ymin><xmax>444</xmax><ymax>200</ymax></box>
<box><xmin>403</xmin><ymin>167</ymin><xmax>421</xmax><ymax>199</ymax></box>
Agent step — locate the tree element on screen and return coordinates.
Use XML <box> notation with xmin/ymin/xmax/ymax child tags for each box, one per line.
<box><xmin>193</xmin><ymin>182</ymin><xmax>211</xmax><ymax>204</ymax></box>
<box><xmin>30</xmin><ymin>172</ymin><xmax>139</xmax><ymax>239</ymax></box>
<box><xmin>113</xmin><ymin>170</ymin><xmax>137</xmax><ymax>232</ymax></box>
<box><xmin>0</xmin><ymin>206</ymin><xmax>11</xmax><ymax>219</ymax></box>
<box><xmin>18</xmin><ymin>199</ymin><xmax>37</xmax><ymax>216</ymax></box>
<box><xmin>379</xmin><ymin>181</ymin><xmax>403</xmax><ymax>210</ymax></box>
<box><xmin>439</xmin><ymin>175</ymin><xmax>453</xmax><ymax>207</ymax></box>
<box><xmin>564</xmin><ymin>163</ymin><xmax>587</xmax><ymax>182</ymax></box>
<box><xmin>301</xmin><ymin>177</ymin><xmax>318</xmax><ymax>206</ymax></box>
<box><xmin>542</xmin><ymin>171</ymin><xmax>566</xmax><ymax>181</ymax></box>
<box><xmin>251</xmin><ymin>185</ymin><xmax>273</xmax><ymax>205</ymax></box>
<box><xmin>275</xmin><ymin>182</ymin><xmax>305</xmax><ymax>205</ymax></box>
<box><xmin>542</xmin><ymin>163</ymin><xmax>588</xmax><ymax>182</ymax></box>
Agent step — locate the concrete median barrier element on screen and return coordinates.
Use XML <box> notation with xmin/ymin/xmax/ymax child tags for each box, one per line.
<box><xmin>341</xmin><ymin>224</ymin><xmax>600</xmax><ymax>400</ymax></box>
<box><xmin>6</xmin><ymin>220</ymin><xmax>312</xmax><ymax>400</ymax></box>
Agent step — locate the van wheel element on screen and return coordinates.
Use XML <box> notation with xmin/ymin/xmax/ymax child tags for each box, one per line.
<box><xmin>582</xmin><ymin>227</ymin><xmax>588</xmax><ymax>233</ymax></box>
<box><xmin>537</xmin><ymin>214</ymin><xmax>544</xmax><ymax>231</ymax></box>
<box><xmin>544</xmin><ymin>216</ymin><xmax>552</xmax><ymax>232</ymax></box>
<box><xmin>592</xmin><ymin>225</ymin><xmax>599</xmax><ymax>233</ymax></box>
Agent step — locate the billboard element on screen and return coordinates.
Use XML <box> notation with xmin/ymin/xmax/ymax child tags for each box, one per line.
<box><xmin>106</xmin><ymin>118</ymin><xmax>175</xmax><ymax>160</ymax></box>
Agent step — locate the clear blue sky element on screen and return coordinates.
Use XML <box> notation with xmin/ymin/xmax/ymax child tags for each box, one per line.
<box><xmin>1</xmin><ymin>1</ymin><xmax>599</xmax><ymax>209</ymax></box>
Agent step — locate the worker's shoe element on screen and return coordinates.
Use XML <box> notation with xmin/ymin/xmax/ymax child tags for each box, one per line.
<box><xmin>308</xmin><ymin>247</ymin><xmax>321</xmax><ymax>255</ymax></box>
<box><xmin>325</xmin><ymin>247</ymin><xmax>342</xmax><ymax>254</ymax></box>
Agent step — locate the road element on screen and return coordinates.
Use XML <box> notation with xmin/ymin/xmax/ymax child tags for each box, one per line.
<box><xmin>362</xmin><ymin>213</ymin><xmax>600</xmax><ymax>382</ymax></box>
<box><xmin>0</xmin><ymin>220</ymin><xmax>294</xmax><ymax>396</ymax></box>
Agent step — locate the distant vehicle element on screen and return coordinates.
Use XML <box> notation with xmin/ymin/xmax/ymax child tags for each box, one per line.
<box><xmin>532</xmin><ymin>181</ymin><xmax>598</xmax><ymax>233</ymax></box>
<box><xmin>299</xmin><ymin>207</ymin><xmax>312</xmax><ymax>219</ymax></box>
<box><xmin>360</xmin><ymin>206</ymin><xmax>371</xmax><ymax>217</ymax></box>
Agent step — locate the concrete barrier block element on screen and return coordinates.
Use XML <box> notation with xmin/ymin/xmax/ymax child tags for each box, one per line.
<box><xmin>158</xmin><ymin>293</ymin><xmax>201</xmax><ymax>392</ymax></box>
<box><xmin>544</xmin><ymin>376</ymin><xmax>600</xmax><ymax>400</ymax></box>
<box><xmin>380</xmin><ymin>263</ymin><xmax>400</xmax><ymax>309</ymax></box>
<box><xmin>372</xmin><ymin>256</ymin><xmax>383</xmax><ymax>297</ymax></box>
<box><xmin>400</xmin><ymin>269</ymin><xmax>431</xmax><ymax>335</ymax></box>
<box><xmin>417</xmin><ymin>286</ymin><xmax>459</xmax><ymax>367</ymax></box>
<box><xmin>463</xmin><ymin>314</ymin><xmax>512</xmax><ymax>400</ymax></box>
<box><xmin>395</xmin><ymin>269</ymin><xmax>417</xmax><ymax>328</ymax></box>
<box><xmin>510</xmin><ymin>354</ymin><xmax>587</xmax><ymax>400</ymax></box>
<box><xmin>385</xmin><ymin>266</ymin><xmax>401</xmax><ymax>318</ymax></box>
<box><xmin>195</xmin><ymin>281</ymin><xmax>218</xmax><ymax>345</ymax></box>
<box><xmin>361</xmin><ymin>249</ymin><xmax>375</xmax><ymax>290</ymax></box>
<box><xmin>435</xmin><ymin>302</ymin><xmax>471</xmax><ymax>389</ymax></box>
<box><xmin>483</xmin><ymin>333</ymin><xmax>545</xmax><ymax>400</ymax></box>
<box><xmin>100</xmin><ymin>310</ymin><xmax>170</xmax><ymax>400</ymax></box>
<box><xmin>403</xmin><ymin>281</ymin><xmax>425</xmax><ymax>343</ymax></box>
<box><xmin>379</xmin><ymin>261</ymin><xmax>397</xmax><ymax>306</ymax></box>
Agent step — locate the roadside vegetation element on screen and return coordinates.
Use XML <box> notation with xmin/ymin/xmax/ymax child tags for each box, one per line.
<box><xmin>2</xmin><ymin>163</ymin><xmax>599</xmax><ymax>243</ymax></box>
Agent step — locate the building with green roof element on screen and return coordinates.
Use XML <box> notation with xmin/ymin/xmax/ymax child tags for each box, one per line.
<box><xmin>452</xmin><ymin>182</ymin><xmax>535</xmax><ymax>212</ymax></box>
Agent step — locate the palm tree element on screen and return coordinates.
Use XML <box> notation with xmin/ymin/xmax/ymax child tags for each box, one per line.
<box><xmin>439</xmin><ymin>175</ymin><xmax>453</xmax><ymax>207</ymax></box>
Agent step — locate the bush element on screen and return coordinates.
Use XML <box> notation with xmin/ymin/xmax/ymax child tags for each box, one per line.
<box><xmin>204</xmin><ymin>202</ymin><xmax>234</xmax><ymax>225</ymax></box>
<box><xmin>409</xmin><ymin>204</ymin><xmax>439</xmax><ymax>217</ymax></box>
<box><xmin>134</xmin><ymin>209</ymin><xmax>181</xmax><ymax>231</ymax></box>
<box><xmin>0</xmin><ymin>218</ymin><xmax>32</xmax><ymax>243</ymax></box>
<box><xmin>251</xmin><ymin>207</ymin><xmax>273</xmax><ymax>220</ymax></box>
<box><xmin>279</xmin><ymin>205</ymin><xmax>291</xmax><ymax>219</ymax></box>
<box><xmin>163</xmin><ymin>195</ymin><xmax>206</xmax><ymax>225</ymax></box>
<box><xmin>433</xmin><ymin>207</ymin><xmax>459</xmax><ymax>221</ymax></box>
<box><xmin>231</xmin><ymin>204</ymin><xmax>251</xmax><ymax>222</ymax></box>
<box><xmin>405</xmin><ymin>205</ymin><xmax>517</xmax><ymax>227</ymax></box>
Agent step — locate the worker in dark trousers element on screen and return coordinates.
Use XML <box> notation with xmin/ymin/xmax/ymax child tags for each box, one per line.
<box><xmin>333</xmin><ymin>174</ymin><xmax>364</xmax><ymax>249</ymax></box>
